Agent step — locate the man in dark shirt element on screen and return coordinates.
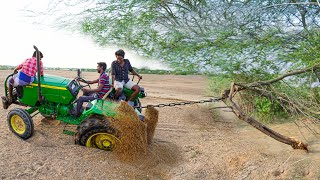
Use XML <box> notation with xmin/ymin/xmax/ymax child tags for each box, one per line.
<box><xmin>111</xmin><ymin>49</ymin><xmax>142</xmax><ymax>106</ymax></box>
<box><xmin>70</xmin><ymin>62</ymin><xmax>110</xmax><ymax>117</ymax></box>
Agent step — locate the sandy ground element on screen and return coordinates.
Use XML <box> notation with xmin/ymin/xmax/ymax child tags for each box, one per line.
<box><xmin>1</xmin><ymin>69</ymin><xmax>320</xmax><ymax>179</ymax></box>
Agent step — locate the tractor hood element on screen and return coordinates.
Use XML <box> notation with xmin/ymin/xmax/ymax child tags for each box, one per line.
<box><xmin>33</xmin><ymin>74</ymin><xmax>70</xmax><ymax>88</ymax></box>
<box><xmin>27</xmin><ymin>74</ymin><xmax>75</xmax><ymax>105</ymax></box>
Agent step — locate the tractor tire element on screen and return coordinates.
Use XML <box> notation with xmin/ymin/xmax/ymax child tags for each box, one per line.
<box><xmin>75</xmin><ymin>116</ymin><xmax>120</xmax><ymax>151</ymax></box>
<box><xmin>7</xmin><ymin>108</ymin><xmax>34</xmax><ymax>140</ymax></box>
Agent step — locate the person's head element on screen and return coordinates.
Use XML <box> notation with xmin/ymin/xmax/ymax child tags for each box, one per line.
<box><xmin>115</xmin><ymin>49</ymin><xmax>125</xmax><ymax>61</ymax></box>
<box><xmin>32</xmin><ymin>51</ymin><xmax>44</xmax><ymax>59</ymax></box>
<box><xmin>97</xmin><ymin>62</ymin><xmax>107</xmax><ymax>73</ymax></box>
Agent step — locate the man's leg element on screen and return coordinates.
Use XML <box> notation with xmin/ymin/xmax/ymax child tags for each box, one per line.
<box><xmin>2</xmin><ymin>76</ymin><xmax>15</xmax><ymax>109</ymax></box>
<box><xmin>124</xmin><ymin>80</ymin><xmax>140</xmax><ymax>106</ymax></box>
<box><xmin>75</xmin><ymin>96</ymin><xmax>96</xmax><ymax>116</ymax></box>
<box><xmin>8</xmin><ymin>84</ymin><xmax>13</xmax><ymax>103</ymax></box>
<box><xmin>114</xmin><ymin>88</ymin><xmax>123</xmax><ymax>100</ymax></box>
<box><xmin>128</xmin><ymin>85</ymin><xmax>140</xmax><ymax>102</ymax></box>
<box><xmin>8</xmin><ymin>73</ymin><xmax>22</xmax><ymax>103</ymax></box>
<box><xmin>114</xmin><ymin>81</ymin><xmax>124</xmax><ymax>101</ymax></box>
<box><xmin>6</xmin><ymin>76</ymin><xmax>15</xmax><ymax>103</ymax></box>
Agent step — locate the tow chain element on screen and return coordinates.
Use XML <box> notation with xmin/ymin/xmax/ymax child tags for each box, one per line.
<box><xmin>141</xmin><ymin>97</ymin><xmax>224</xmax><ymax>108</ymax></box>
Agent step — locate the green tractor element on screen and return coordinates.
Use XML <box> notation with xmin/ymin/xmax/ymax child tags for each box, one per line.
<box><xmin>2</xmin><ymin>46</ymin><xmax>147</xmax><ymax>151</ymax></box>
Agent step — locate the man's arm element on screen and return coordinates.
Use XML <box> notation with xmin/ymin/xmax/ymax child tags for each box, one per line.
<box><xmin>40</xmin><ymin>61</ymin><xmax>44</xmax><ymax>76</ymax></box>
<box><xmin>85</xmin><ymin>79</ymin><xmax>98</xmax><ymax>84</ymax></box>
<box><xmin>127</xmin><ymin>59</ymin><xmax>142</xmax><ymax>79</ymax></box>
<box><xmin>82</xmin><ymin>84</ymin><xmax>103</xmax><ymax>93</ymax></box>
<box><xmin>13</xmin><ymin>66</ymin><xmax>21</xmax><ymax>73</ymax></box>
<box><xmin>82</xmin><ymin>75</ymin><xmax>108</xmax><ymax>93</ymax></box>
<box><xmin>130</xmin><ymin>69</ymin><xmax>142</xmax><ymax>79</ymax></box>
<box><xmin>112</xmin><ymin>75</ymin><xmax>115</xmax><ymax>86</ymax></box>
<box><xmin>111</xmin><ymin>61</ymin><xmax>116</xmax><ymax>86</ymax></box>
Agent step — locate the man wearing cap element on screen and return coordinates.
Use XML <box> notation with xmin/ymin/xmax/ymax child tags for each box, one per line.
<box><xmin>70</xmin><ymin>62</ymin><xmax>110</xmax><ymax>117</ymax></box>
<box><xmin>111</xmin><ymin>49</ymin><xmax>142</xmax><ymax>106</ymax></box>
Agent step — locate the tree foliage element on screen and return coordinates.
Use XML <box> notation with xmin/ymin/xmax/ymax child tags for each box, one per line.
<box><xmin>47</xmin><ymin>0</ymin><xmax>320</xmax><ymax>79</ymax></box>
<box><xmin>39</xmin><ymin>1</ymin><xmax>320</xmax><ymax>143</ymax></box>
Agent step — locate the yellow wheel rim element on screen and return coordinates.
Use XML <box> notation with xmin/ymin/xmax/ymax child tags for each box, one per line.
<box><xmin>85</xmin><ymin>133</ymin><xmax>120</xmax><ymax>151</ymax></box>
<box><xmin>10</xmin><ymin>115</ymin><xmax>26</xmax><ymax>135</ymax></box>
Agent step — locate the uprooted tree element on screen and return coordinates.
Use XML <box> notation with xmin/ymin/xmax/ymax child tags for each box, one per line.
<box><xmin>221</xmin><ymin>64</ymin><xmax>320</xmax><ymax>151</ymax></box>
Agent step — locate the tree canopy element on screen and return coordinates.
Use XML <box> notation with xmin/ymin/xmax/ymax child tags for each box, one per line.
<box><xmin>44</xmin><ymin>0</ymin><xmax>320</xmax><ymax>147</ymax></box>
<box><xmin>47</xmin><ymin>0</ymin><xmax>320</xmax><ymax>78</ymax></box>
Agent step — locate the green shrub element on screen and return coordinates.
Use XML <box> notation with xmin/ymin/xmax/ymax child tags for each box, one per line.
<box><xmin>208</xmin><ymin>75</ymin><xmax>232</xmax><ymax>96</ymax></box>
<box><xmin>208</xmin><ymin>74</ymin><xmax>290</xmax><ymax>123</ymax></box>
<box><xmin>254</xmin><ymin>96</ymin><xmax>289</xmax><ymax>123</ymax></box>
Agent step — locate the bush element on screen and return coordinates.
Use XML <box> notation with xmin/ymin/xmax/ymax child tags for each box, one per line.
<box><xmin>254</xmin><ymin>97</ymin><xmax>288</xmax><ymax>123</ymax></box>
<box><xmin>208</xmin><ymin>75</ymin><xmax>232</xmax><ymax>96</ymax></box>
<box><xmin>208</xmin><ymin>73</ymin><xmax>290</xmax><ymax>124</ymax></box>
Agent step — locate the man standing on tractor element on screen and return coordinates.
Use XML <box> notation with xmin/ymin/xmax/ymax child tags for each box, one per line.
<box><xmin>2</xmin><ymin>51</ymin><xmax>44</xmax><ymax>109</ymax></box>
<box><xmin>70</xmin><ymin>62</ymin><xmax>110</xmax><ymax>117</ymax></box>
<box><xmin>111</xmin><ymin>49</ymin><xmax>142</xmax><ymax>106</ymax></box>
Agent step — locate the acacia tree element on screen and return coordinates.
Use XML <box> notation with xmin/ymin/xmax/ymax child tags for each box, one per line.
<box><xmin>65</xmin><ymin>0</ymin><xmax>318</xmax><ymax>76</ymax></box>
<box><xmin>43</xmin><ymin>0</ymin><xmax>320</xmax><ymax>77</ymax></box>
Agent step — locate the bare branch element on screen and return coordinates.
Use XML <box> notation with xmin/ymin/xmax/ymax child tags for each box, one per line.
<box><xmin>242</xmin><ymin>64</ymin><xmax>320</xmax><ymax>87</ymax></box>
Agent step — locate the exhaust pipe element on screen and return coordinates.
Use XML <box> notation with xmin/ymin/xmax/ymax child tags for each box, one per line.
<box><xmin>33</xmin><ymin>45</ymin><xmax>43</xmax><ymax>102</ymax></box>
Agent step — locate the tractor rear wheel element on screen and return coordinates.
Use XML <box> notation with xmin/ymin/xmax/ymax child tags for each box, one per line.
<box><xmin>75</xmin><ymin>116</ymin><xmax>120</xmax><ymax>151</ymax></box>
<box><xmin>7</xmin><ymin>108</ymin><xmax>34</xmax><ymax>139</ymax></box>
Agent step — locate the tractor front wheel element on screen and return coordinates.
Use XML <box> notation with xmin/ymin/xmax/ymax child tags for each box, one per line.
<box><xmin>7</xmin><ymin>108</ymin><xmax>34</xmax><ymax>139</ymax></box>
<box><xmin>75</xmin><ymin>116</ymin><xmax>120</xmax><ymax>151</ymax></box>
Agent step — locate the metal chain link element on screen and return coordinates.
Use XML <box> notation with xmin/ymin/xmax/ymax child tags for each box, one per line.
<box><xmin>142</xmin><ymin>97</ymin><xmax>224</xmax><ymax>108</ymax></box>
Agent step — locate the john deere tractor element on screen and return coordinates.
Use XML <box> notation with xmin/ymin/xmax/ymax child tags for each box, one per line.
<box><xmin>2</xmin><ymin>46</ymin><xmax>146</xmax><ymax>151</ymax></box>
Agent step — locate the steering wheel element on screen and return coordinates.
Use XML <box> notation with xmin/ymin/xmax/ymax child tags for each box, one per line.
<box><xmin>75</xmin><ymin>77</ymin><xmax>91</xmax><ymax>89</ymax></box>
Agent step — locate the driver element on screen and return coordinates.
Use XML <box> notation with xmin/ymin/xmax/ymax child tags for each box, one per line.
<box><xmin>70</xmin><ymin>62</ymin><xmax>110</xmax><ymax>117</ymax></box>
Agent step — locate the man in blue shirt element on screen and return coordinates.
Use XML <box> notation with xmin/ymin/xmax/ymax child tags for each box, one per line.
<box><xmin>111</xmin><ymin>49</ymin><xmax>142</xmax><ymax>106</ymax></box>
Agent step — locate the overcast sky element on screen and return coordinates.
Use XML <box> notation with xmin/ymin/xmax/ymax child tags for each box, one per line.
<box><xmin>0</xmin><ymin>1</ymin><xmax>169</xmax><ymax>70</ymax></box>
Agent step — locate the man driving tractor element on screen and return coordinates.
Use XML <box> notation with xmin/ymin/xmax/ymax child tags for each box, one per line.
<box><xmin>2</xmin><ymin>51</ymin><xmax>44</xmax><ymax>109</ymax></box>
<box><xmin>111</xmin><ymin>49</ymin><xmax>142</xmax><ymax>106</ymax></box>
<box><xmin>70</xmin><ymin>62</ymin><xmax>110</xmax><ymax>117</ymax></box>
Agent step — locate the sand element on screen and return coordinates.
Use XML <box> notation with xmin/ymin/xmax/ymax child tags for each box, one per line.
<box><xmin>0</xmin><ymin>70</ymin><xmax>320</xmax><ymax>179</ymax></box>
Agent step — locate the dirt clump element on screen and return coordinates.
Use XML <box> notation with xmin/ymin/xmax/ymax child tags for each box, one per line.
<box><xmin>111</xmin><ymin>101</ymin><xmax>147</xmax><ymax>161</ymax></box>
<box><xmin>144</xmin><ymin>106</ymin><xmax>159</xmax><ymax>144</ymax></box>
